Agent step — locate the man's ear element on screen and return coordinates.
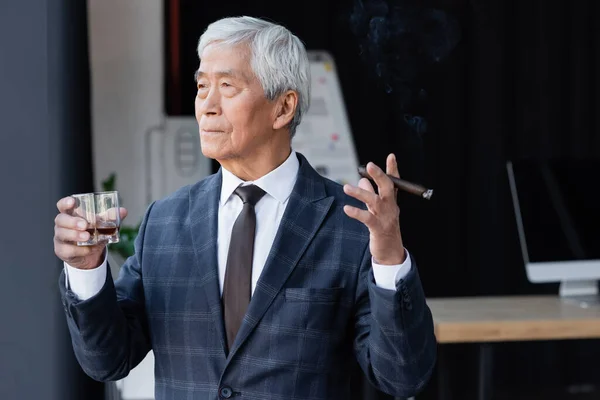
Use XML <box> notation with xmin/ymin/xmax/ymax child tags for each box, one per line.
<box><xmin>273</xmin><ymin>91</ymin><xmax>298</xmax><ymax>130</ymax></box>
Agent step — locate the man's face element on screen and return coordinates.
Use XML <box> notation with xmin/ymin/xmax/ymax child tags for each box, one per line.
<box><xmin>194</xmin><ymin>43</ymin><xmax>279</xmax><ymax>162</ymax></box>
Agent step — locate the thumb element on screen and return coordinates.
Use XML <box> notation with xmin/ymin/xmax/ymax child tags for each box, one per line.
<box><xmin>119</xmin><ymin>207</ymin><xmax>128</xmax><ymax>222</ymax></box>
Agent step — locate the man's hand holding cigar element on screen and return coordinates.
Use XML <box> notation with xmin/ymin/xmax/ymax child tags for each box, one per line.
<box><xmin>343</xmin><ymin>153</ymin><xmax>407</xmax><ymax>265</ymax></box>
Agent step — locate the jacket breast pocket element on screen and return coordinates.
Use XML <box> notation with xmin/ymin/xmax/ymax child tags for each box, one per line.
<box><xmin>280</xmin><ymin>287</ymin><xmax>347</xmax><ymax>333</ymax></box>
<box><xmin>284</xmin><ymin>287</ymin><xmax>344</xmax><ymax>304</ymax></box>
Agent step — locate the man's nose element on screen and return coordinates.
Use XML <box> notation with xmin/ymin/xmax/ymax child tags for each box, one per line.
<box><xmin>198</xmin><ymin>89</ymin><xmax>221</xmax><ymax>115</ymax></box>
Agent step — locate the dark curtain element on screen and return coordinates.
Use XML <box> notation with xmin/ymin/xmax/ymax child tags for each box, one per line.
<box><xmin>338</xmin><ymin>0</ymin><xmax>600</xmax><ymax>399</ymax></box>
<box><xmin>49</xmin><ymin>1</ymin><xmax>106</xmax><ymax>399</ymax></box>
<box><xmin>50</xmin><ymin>0</ymin><xmax>104</xmax><ymax>399</ymax></box>
<box><xmin>1</xmin><ymin>0</ymin><xmax>99</xmax><ymax>399</ymax></box>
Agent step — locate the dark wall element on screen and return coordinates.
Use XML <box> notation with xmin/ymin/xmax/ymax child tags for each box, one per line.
<box><xmin>0</xmin><ymin>1</ymin><xmax>101</xmax><ymax>399</ymax></box>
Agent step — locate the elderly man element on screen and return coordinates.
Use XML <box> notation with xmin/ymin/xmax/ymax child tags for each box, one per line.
<box><xmin>54</xmin><ymin>16</ymin><xmax>436</xmax><ymax>400</ymax></box>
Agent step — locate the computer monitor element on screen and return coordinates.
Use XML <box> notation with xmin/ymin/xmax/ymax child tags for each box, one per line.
<box><xmin>507</xmin><ymin>158</ymin><xmax>600</xmax><ymax>300</ymax></box>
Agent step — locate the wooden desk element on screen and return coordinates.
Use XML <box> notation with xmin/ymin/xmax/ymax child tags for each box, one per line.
<box><xmin>426</xmin><ymin>296</ymin><xmax>600</xmax><ymax>400</ymax></box>
<box><xmin>428</xmin><ymin>295</ymin><xmax>600</xmax><ymax>343</ymax></box>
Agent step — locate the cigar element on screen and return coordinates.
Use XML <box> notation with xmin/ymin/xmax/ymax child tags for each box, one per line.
<box><xmin>358</xmin><ymin>165</ymin><xmax>434</xmax><ymax>200</ymax></box>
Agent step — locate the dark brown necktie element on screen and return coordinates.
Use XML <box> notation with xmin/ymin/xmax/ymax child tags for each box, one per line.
<box><xmin>222</xmin><ymin>184</ymin><xmax>266</xmax><ymax>351</ymax></box>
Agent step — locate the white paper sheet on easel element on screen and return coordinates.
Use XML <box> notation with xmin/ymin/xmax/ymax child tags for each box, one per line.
<box><xmin>292</xmin><ymin>51</ymin><xmax>360</xmax><ymax>186</ymax></box>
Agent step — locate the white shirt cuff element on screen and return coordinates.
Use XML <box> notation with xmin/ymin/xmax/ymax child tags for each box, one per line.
<box><xmin>64</xmin><ymin>251</ymin><xmax>108</xmax><ymax>301</ymax></box>
<box><xmin>372</xmin><ymin>249</ymin><xmax>412</xmax><ymax>291</ymax></box>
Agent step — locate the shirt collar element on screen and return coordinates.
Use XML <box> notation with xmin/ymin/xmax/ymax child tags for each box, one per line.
<box><xmin>219</xmin><ymin>150</ymin><xmax>299</xmax><ymax>206</ymax></box>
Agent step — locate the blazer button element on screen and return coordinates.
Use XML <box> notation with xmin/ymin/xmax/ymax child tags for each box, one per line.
<box><xmin>219</xmin><ymin>386</ymin><xmax>233</xmax><ymax>399</ymax></box>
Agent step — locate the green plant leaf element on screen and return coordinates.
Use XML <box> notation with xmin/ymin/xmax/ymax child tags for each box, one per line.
<box><xmin>102</xmin><ymin>173</ymin><xmax>116</xmax><ymax>192</ymax></box>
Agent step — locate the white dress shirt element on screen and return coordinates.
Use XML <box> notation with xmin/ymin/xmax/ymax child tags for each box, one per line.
<box><xmin>65</xmin><ymin>150</ymin><xmax>412</xmax><ymax>300</ymax></box>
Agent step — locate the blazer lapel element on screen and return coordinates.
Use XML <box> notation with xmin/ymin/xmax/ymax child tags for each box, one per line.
<box><xmin>189</xmin><ymin>170</ymin><xmax>228</xmax><ymax>357</ymax></box>
<box><xmin>226</xmin><ymin>153</ymin><xmax>334</xmax><ymax>360</ymax></box>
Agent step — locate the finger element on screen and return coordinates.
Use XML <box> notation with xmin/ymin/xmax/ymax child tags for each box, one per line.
<box><xmin>357</xmin><ymin>177</ymin><xmax>375</xmax><ymax>193</ymax></box>
<box><xmin>96</xmin><ymin>207</ymin><xmax>127</xmax><ymax>222</ymax></box>
<box><xmin>57</xmin><ymin>196</ymin><xmax>76</xmax><ymax>213</ymax></box>
<box><xmin>344</xmin><ymin>183</ymin><xmax>378</xmax><ymax>208</ymax></box>
<box><xmin>54</xmin><ymin>240</ymin><xmax>95</xmax><ymax>261</ymax></box>
<box><xmin>386</xmin><ymin>153</ymin><xmax>400</xmax><ymax>179</ymax></box>
<box><xmin>386</xmin><ymin>154</ymin><xmax>399</xmax><ymax>196</ymax></box>
<box><xmin>343</xmin><ymin>205</ymin><xmax>376</xmax><ymax>227</ymax></box>
<box><xmin>366</xmin><ymin>162</ymin><xmax>394</xmax><ymax>198</ymax></box>
<box><xmin>55</xmin><ymin>213</ymin><xmax>90</xmax><ymax>231</ymax></box>
<box><xmin>55</xmin><ymin>226</ymin><xmax>90</xmax><ymax>243</ymax></box>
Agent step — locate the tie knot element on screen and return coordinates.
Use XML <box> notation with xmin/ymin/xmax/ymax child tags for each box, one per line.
<box><xmin>234</xmin><ymin>184</ymin><xmax>266</xmax><ymax>206</ymax></box>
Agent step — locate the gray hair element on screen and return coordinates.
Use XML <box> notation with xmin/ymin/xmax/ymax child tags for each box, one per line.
<box><xmin>197</xmin><ymin>16</ymin><xmax>310</xmax><ymax>138</ymax></box>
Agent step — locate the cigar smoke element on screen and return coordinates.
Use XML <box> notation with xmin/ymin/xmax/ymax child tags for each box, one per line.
<box><xmin>348</xmin><ymin>0</ymin><xmax>461</xmax><ymax>135</ymax></box>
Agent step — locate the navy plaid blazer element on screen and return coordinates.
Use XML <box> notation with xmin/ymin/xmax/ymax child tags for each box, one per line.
<box><xmin>60</xmin><ymin>153</ymin><xmax>436</xmax><ymax>400</ymax></box>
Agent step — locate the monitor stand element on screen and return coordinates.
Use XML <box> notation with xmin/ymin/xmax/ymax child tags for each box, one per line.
<box><xmin>559</xmin><ymin>280</ymin><xmax>600</xmax><ymax>308</ymax></box>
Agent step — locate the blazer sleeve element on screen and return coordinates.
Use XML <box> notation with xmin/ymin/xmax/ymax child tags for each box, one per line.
<box><xmin>58</xmin><ymin>201</ymin><xmax>156</xmax><ymax>382</ymax></box>
<box><xmin>352</xmin><ymin>244</ymin><xmax>437</xmax><ymax>398</ymax></box>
